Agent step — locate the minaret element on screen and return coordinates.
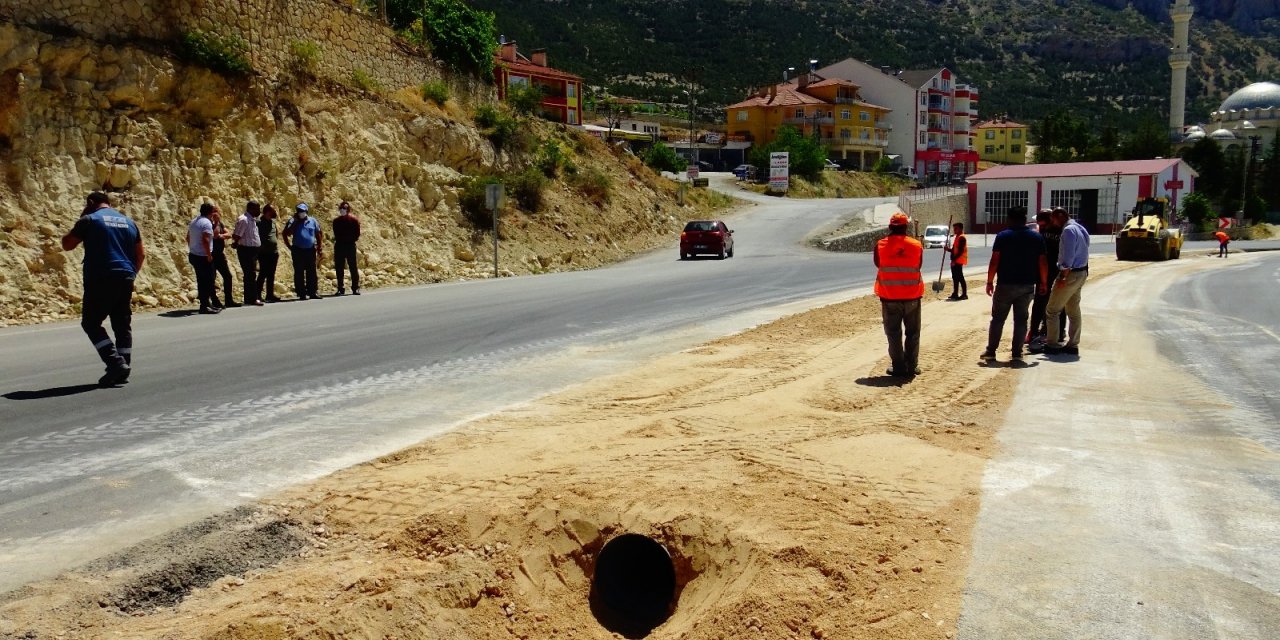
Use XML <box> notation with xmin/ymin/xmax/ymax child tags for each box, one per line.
<box><xmin>1169</xmin><ymin>0</ymin><xmax>1194</xmax><ymax>140</ymax></box>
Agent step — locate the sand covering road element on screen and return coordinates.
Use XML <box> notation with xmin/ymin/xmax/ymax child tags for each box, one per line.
<box><xmin>0</xmin><ymin>261</ymin><xmax>1134</xmax><ymax>639</ymax></box>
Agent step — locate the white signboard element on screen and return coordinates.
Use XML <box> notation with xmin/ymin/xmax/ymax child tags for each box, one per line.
<box><xmin>704</xmin><ymin>133</ymin><xmax>722</xmax><ymax>144</ymax></box>
<box><xmin>769</xmin><ymin>152</ymin><xmax>789</xmax><ymax>192</ymax></box>
<box><xmin>686</xmin><ymin>165</ymin><xmax>699</xmax><ymax>181</ymax></box>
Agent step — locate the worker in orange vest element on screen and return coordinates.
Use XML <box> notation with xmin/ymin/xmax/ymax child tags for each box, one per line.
<box><xmin>945</xmin><ymin>221</ymin><xmax>969</xmax><ymax>300</ymax></box>
<box><xmin>874</xmin><ymin>212</ymin><xmax>925</xmax><ymax>377</ymax></box>
<box><xmin>1214</xmin><ymin>230</ymin><xmax>1230</xmax><ymax>258</ymax></box>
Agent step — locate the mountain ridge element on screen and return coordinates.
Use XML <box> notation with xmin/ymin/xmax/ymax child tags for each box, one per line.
<box><xmin>472</xmin><ymin>0</ymin><xmax>1280</xmax><ymax>129</ymax></box>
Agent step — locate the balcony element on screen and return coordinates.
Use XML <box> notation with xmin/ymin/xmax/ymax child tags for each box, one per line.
<box><xmin>784</xmin><ymin>116</ymin><xmax>835</xmax><ymax>126</ymax></box>
<box><xmin>875</xmin><ymin>120</ymin><xmax>892</xmax><ymax>129</ymax></box>
<box><xmin>824</xmin><ymin>138</ymin><xmax>890</xmax><ymax>149</ymax></box>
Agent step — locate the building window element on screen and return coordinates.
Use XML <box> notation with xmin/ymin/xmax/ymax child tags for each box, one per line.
<box><xmin>860</xmin><ymin>129</ymin><xmax>870</xmax><ymax>140</ymax></box>
<box><xmin>984</xmin><ymin>191</ymin><xmax>1029</xmax><ymax>224</ymax></box>
<box><xmin>1049</xmin><ymin>190</ymin><xmax>1082</xmax><ymax>217</ymax></box>
<box><xmin>567</xmin><ymin>83</ymin><xmax>576</xmax><ymax>98</ymax></box>
<box><xmin>984</xmin><ymin>130</ymin><xmax>994</xmax><ymax>139</ymax></box>
<box><xmin>840</xmin><ymin>129</ymin><xmax>852</xmax><ymax>140</ymax></box>
<box><xmin>919</xmin><ymin>132</ymin><xmax>927</xmax><ymax>145</ymax></box>
<box><xmin>841</xmin><ymin>109</ymin><xmax>851</xmax><ymax>120</ymax></box>
<box><xmin>919</xmin><ymin>113</ymin><xmax>927</xmax><ymax>125</ymax></box>
<box><xmin>508</xmin><ymin>76</ymin><xmax>529</xmax><ymax>88</ymax></box>
<box><xmin>1011</xmin><ymin>144</ymin><xmax>1022</xmax><ymax>154</ymax></box>
<box><xmin>567</xmin><ymin>109</ymin><xmax>577</xmax><ymax>125</ymax></box>
<box><xmin>1012</xmin><ymin>129</ymin><xmax>1022</xmax><ymax>139</ymax></box>
<box><xmin>736</xmin><ymin>111</ymin><xmax>749</xmax><ymax>122</ymax></box>
<box><xmin>920</xmin><ymin>93</ymin><xmax>927</xmax><ymax>106</ymax></box>
<box><xmin>795</xmin><ymin>108</ymin><xmax>805</xmax><ymax>118</ymax></box>
<box><xmin>985</xmin><ymin>145</ymin><xmax>995</xmax><ymax>154</ymax></box>
<box><xmin>860</xmin><ymin>111</ymin><xmax>870</xmax><ymax>122</ymax></box>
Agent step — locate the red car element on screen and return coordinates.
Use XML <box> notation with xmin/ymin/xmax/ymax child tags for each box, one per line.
<box><xmin>680</xmin><ymin>220</ymin><xmax>734</xmax><ymax>260</ymax></box>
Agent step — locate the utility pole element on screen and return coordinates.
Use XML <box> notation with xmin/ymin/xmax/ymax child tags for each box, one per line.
<box><xmin>1112</xmin><ymin>171</ymin><xmax>1123</xmax><ymax>226</ymax></box>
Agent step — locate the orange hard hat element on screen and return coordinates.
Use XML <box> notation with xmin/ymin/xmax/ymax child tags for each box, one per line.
<box><xmin>889</xmin><ymin>212</ymin><xmax>909</xmax><ymax>226</ymax></box>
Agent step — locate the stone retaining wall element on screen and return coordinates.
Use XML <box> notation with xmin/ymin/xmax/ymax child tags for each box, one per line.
<box><xmin>0</xmin><ymin>0</ymin><xmax>479</xmax><ymax>98</ymax></box>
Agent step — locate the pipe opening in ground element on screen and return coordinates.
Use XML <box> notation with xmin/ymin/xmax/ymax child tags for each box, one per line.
<box><xmin>589</xmin><ymin>533</ymin><xmax>677</xmax><ymax>638</ymax></box>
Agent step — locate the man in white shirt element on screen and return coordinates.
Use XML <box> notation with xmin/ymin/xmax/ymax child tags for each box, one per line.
<box><xmin>232</xmin><ymin>201</ymin><xmax>264</xmax><ymax>306</ymax></box>
<box><xmin>187</xmin><ymin>203</ymin><xmax>218</xmax><ymax>314</ymax></box>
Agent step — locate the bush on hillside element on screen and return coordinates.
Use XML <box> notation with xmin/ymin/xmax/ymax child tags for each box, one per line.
<box><xmin>181</xmin><ymin>30</ymin><xmax>252</xmax><ymax>75</ymax></box>
<box><xmin>351</xmin><ymin>68</ymin><xmax>382</xmax><ymax>93</ymax></box>
<box><xmin>459</xmin><ymin>175</ymin><xmax>503</xmax><ymax>228</ymax></box>
<box><xmin>419</xmin><ymin>0</ymin><xmax>497</xmax><ymax>79</ymax></box>
<box><xmin>508</xmin><ymin>167</ymin><xmax>548</xmax><ymax>212</ymax></box>
<box><xmin>421</xmin><ymin>80</ymin><xmax>450</xmax><ymax>105</ymax></box>
<box><xmin>568</xmin><ymin>167</ymin><xmax>611</xmax><ymax>205</ymax></box>
<box><xmin>536</xmin><ymin>139</ymin><xmax>567</xmax><ymax>177</ymax></box>
<box><xmin>506</xmin><ymin>84</ymin><xmax>544</xmax><ymax>116</ymax></box>
<box><xmin>289</xmin><ymin>40</ymin><xmax>321</xmax><ymax>75</ymax></box>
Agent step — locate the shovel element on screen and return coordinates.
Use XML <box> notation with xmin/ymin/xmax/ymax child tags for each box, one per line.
<box><xmin>931</xmin><ymin>215</ymin><xmax>953</xmax><ymax>293</ymax></box>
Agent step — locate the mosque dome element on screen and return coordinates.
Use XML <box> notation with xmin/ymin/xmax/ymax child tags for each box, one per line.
<box><xmin>1218</xmin><ymin>82</ymin><xmax>1280</xmax><ymax>113</ymax></box>
<box><xmin>1209</xmin><ymin>128</ymin><xmax>1237</xmax><ymax>140</ymax></box>
<box><xmin>1184</xmin><ymin>130</ymin><xmax>1205</xmax><ymax>141</ymax></box>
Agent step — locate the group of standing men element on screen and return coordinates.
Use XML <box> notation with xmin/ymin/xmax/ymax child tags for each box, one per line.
<box><xmin>186</xmin><ymin>201</ymin><xmax>362</xmax><ymax>314</ymax></box>
<box><xmin>874</xmin><ymin>206</ymin><xmax>1090</xmax><ymax>378</ymax></box>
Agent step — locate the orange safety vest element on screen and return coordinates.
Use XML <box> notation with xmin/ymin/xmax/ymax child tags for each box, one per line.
<box><xmin>1214</xmin><ymin>231</ymin><xmax>1229</xmax><ymax>243</ymax></box>
<box><xmin>950</xmin><ymin>233</ymin><xmax>968</xmax><ymax>266</ymax></box>
<box><xmin>874</xmin><ymin>234</ymin><xmax>925</xmax><ymax>300</ymax></box>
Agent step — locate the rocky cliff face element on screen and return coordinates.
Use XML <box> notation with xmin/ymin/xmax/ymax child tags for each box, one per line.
<box><xmin>1092</xmin><ymin>0</ymin><xmax>1280</xmax><ymax>33</ymax></box>
<box><xmin>0</xmin><ymin>23</ymin><xmax>702</xmax><ymax>326</ymax></box>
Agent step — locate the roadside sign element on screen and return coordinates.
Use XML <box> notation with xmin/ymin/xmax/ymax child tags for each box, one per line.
<box><xmin>686</xmin><ymin>165</ymin><xmax>699</xmax><ymax>180</ymax></box>
<box><xmin>704</xmin><ymin>133</ymin><xmax>722</xmax><ymax>144</ymax></box>
<box><xmin>1165</xmin><ymin>180</ymin><xmax>1185</xmax><ymax>191</ymax></box>
<box><xmin>1218</xmin><ymin>217</ymin><xmax>1233</xmax><ymax>229</ymax></box>
<box><xmin>485</xmin><ymin>183</ymin><xmax>505</xmax><ymax>211</ymax></box>
<box><xmin>769</xmin><ymin>152</ymin><xmax>789</xmax><ymax>193</ymax></box>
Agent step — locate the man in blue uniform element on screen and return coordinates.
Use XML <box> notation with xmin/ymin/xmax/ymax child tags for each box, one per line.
<box><xmin>61</xmin><ymin>192</ymin><xmax>144</xmax><ymax>386</ymax></box>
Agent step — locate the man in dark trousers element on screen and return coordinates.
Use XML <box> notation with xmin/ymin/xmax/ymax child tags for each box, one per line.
<box><xmin>874</xmin><ymin>212</ymin><xmax>925</xmax><ymax>378</ymax></box>
<box><xmin>1028</xmin><ymin>208</ymin><xmax>1064</xmax><ymax>353</ymax></box>
<box><xmin>232</xmin><ymin>200</ymin><xmax>263</xmax><ymax>306</ymax></box>
<box><xmin>283</xmin><ymin>203</ymin><xmax>323</xmax><ymax>300</ymax></box>
<box><xmin>945</xmin><ymin>221</ymin><xmax>968</xmax><ymax>300</ymax></box>
<box><xmin>981</xmin><ymin>206</ymin><xmax>1047</xmax><ymax>363</ymax></box>
<box><xmin>187</xmin><ymin>203</ymin><xmax>219</xmax><ymax>314</ymax></box>
<box><xmin>332</xmin><ymin>201</ymin><xmax>361</xmax><ymax>295</ymax></box>
<box><xmin>61</xmin><ymin>192</ymin><xmax>144</xmax><ymax>386</ymax></box>
<box><xmin>256</xmin><ymin>204</ymin><xmax>282</xmax><ymax>302</ymax></box>
<box><xmin>209</xmin><ymin>208</ymin><xmax>237</xmax><ymax>308</ymax></box>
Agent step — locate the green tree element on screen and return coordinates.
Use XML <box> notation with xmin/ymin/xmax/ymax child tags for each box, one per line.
<box><xmin>420</xmin><ymin>0</ymin><xmax>497</xmax><ymax>79</ymax></box>
<box><xmin>748</xmin><ymin>125</ymin><xmax>826</xmax><ymax>182</ymax></box>
<box><xmin>1179</xmin><ymin>191</ymin><xmax>1215</xmax><ymax>232</ymax></box>
<box><xmin>642</xmin><ymin>144</ymin><xmax>686</xmax><ymax>173</ymax></box>
<box><xmin>506</xmin><ymin>83</ymin><xmax>544</xmax><ymax>115</ymax></box>
<box><xmin>1179</xmin><ymin>138</ymin><xmax>1227</xmax><ymax>201</ymax></box>
<box><xmin>1261</xmin><ymin>135</ymin><xmax>1280</xmax><ymax>212</ymax></box>
<box><xmin>1031</xmin><ymin>111</ymin><xmax>1094</xmax><ymax>163</ymax></box>
<box><xmin>1119</xmin><ymin>118</ymin><xmax>1171</xmax><ymax>160</ymax></box>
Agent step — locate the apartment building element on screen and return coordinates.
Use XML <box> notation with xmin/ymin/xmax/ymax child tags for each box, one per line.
<box><xmin>724</xmin><ymin>75</ymin><xmax>892</xmax><ymax>170</ymax></box>
<box><xmin>494</xmin><ymin>40</ymin><xmax>584</xmax><ymax>125</ymax></box>
<box><xmin>815</xmin><ymin>60</ymin><xmax>980</xmax><ymax>181</ymax></box>
<box><xmin>975</xmin><ymin>117</ymin><xmax>1030</xmax><ymax>164</ymax></box>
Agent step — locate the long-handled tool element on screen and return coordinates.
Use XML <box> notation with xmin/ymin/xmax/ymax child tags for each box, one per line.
<box><xmin>931</xmin><ymin>214</ymin><xmax>953</xmax><ymax>293</ymax></box>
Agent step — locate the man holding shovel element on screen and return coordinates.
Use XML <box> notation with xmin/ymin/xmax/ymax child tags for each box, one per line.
<box><xmin>944</xmin><ymin>221</ymin><xmax>968</xmax><ymax>300</ymax></box>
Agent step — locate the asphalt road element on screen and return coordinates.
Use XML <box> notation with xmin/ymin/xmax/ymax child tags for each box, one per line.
<box><xmin>0</xmin><ymin>180</ymin><xmax>1266</xmax><ymax>593</ymax></box>
<box><xmin>4</xmin><ymin>188</ymin><xmax>918</xmax><ymax>590</ymax></box>
<box><xmin>958</xmin><ymin>252</ymin><xmax>1280</xmax><ymax>639</ymax></box>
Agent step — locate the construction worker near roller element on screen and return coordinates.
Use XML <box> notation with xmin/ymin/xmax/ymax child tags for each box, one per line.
<box><xmin>61</xmin><ymin>192</ymin><xmax>144</xmax><ymax>387</ymax></box>
<box><xmin>945</xmin><ymin>221</ymin><xmax>968</xmax><ymax>300</ymax></box>
<box><xmin>874</xmin><ymin>212</ymin><xmax>925</xmax><ymax>378</ymax></box>
<box><xmin>1214</xmin><ymin>230</ymin><xmax>1230</xmax><ymax>258</ymax></box>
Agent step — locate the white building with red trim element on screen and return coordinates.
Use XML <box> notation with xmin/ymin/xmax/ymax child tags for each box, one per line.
<box><xmin>814</xmin><ymin>60</ymin><xmax>980</xmax><ymax>180</ymax></box>
<box><xmin>965</xmin><ymin>159</ymin><xmax>1198</xmax><ymax>234</ymax></box>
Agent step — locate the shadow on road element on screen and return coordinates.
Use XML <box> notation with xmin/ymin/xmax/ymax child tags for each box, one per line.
<box><xmin>855</xmin><ymin>375</ymin><xmax>909</xmax><ymax>388</ymax></box>
<box><xmin>4</xmin><ymin>384</ymin><xmax>102</xmax><ymax>400</ymax></box>
<box><xmin>159</xmin><ymin>309</ymin><xmax>200</xmax><ymax>318</ymax></box>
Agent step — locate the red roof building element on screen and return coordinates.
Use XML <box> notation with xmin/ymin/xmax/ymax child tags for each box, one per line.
<box><xmin>494</xmin><ymin>41</ymin><xmax>584</xmax><ymax>126</ymax></box>
<box><xmin>965</xmin><ymin>159</ymin><xmax>1199</xmax><ymax>234</ymax></box>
